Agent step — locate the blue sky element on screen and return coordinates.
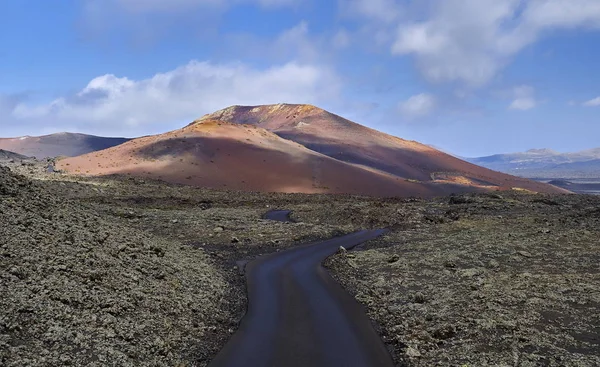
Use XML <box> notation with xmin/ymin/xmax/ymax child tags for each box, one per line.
<box><xmin>1</xmin><ymin>0</ymin><xmax>599</xmax><ymax>157</ymax></box>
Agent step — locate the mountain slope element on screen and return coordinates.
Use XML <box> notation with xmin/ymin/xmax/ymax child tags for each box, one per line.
<box><xmin>56</xmin><ymin>104</ymin><xmax>567</xmax><ymax>197</ymax></box>
<box><xmin>194</xmin><ymin>104</ymin><xmax>566</xmax><ymax>194</ymax></box>
<box><xmin>0</xmin><ymin>133</ymin><xmax>131</xmax><ymax>158</ymax></box>
<box><xmin>56</xmin><ymin>120</ymin><xmax>454</xmax><ymax>197</ymax></box>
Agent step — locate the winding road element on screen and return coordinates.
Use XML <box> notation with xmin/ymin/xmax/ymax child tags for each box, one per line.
<box><xmin>209</xmin><ymin>211</ymin><xmax>394</xmax><ymax>367</ymax></box>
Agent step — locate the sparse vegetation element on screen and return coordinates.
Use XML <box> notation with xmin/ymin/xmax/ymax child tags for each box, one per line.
<box><xmin>2</xmin><ymin>161</ymin><xmax>598</xmax><ymax>366</ymax></box>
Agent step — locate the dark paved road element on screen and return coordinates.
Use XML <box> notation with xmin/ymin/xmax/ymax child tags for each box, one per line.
<box><xmin>262</xmin><ymin>209</ymin><xmax>294</xmax><ymax>222</ymax></box>
<box><xmin>209</xmin><ymin>229</ymin><xmax>394</xmax><ymax>367</ymax></box>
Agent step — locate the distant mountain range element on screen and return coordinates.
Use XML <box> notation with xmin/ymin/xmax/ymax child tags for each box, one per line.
<box><xmin>0</xmin><ymin>132</ymin><xmax>131</xmax><ymax>158</ymax></box>
<box><xmin>466</xmin><ymin>148</ymin><xmax>600</xmax><ymax>178</ymax></box>
<box><xmin>54</xmin><ymin>104</ymin><xmax>565</xmax><ymax>197</ymax></box>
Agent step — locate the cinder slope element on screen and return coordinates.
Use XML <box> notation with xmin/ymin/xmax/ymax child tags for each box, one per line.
<box><xmin>0</xmin><ymin>149</ymin><xmax>29</xmax><ymax>162</ymax></box>
<box><xmin>57</xmin><ymin>121</ymin><xmax>447</xmax><ymax>197</ymax></box>
<box><xmin>196</xmin><ymin>104</ymin><xmax>566</xmax><ymax>194</ymax></box>
<box><xmin>0</xmin><ymin>132</ymin><xmax>131</xmax><ymax>158</ymax></box>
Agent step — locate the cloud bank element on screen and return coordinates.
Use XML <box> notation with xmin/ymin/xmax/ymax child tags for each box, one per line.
<box><xmin>5</xmin><ymin>61</ymin><xmax>340</xmax><ymax>136</ymax></box>
<box><xmin>345</xmin><ymin>0</ymin><xmax>600</xmax><ymax>86</ymax></box>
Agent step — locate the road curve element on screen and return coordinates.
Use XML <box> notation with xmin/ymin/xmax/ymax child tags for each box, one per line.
<box><xmin>209</xmin><ymin>229</ymin><xmax>394</xmax><ymax>367</ymax></box>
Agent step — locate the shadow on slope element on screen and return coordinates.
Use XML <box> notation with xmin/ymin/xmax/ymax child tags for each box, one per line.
<box><xmin>274</xmin><ymin>134</ymin><xmax>565</xmax><ymax>194</ymax></box>
<box><xmin>106</xmin><ymin>136</ymin><xmax>441</xmax><ymax>197</ymax></box>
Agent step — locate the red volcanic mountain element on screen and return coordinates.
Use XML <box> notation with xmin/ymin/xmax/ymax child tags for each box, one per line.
<box><xmin>0</xmin><ymin>133</ymin><xmax>130</xmax><ymax>159</ymax></box>
<box><xmin>56</xmin><ymin>104</ymin><xmax>567</xmax><ymax>197</ymax></box>
<box><xmin>194</xmin><ymin>104</ymin><xmax>566</xmax><ymax>193</ymax></box>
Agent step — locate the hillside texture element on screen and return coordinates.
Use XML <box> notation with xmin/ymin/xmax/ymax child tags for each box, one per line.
<box><xmin>58</xmin><ymin>104</ymin><xmax>567</xmax><ymax>197</ymax></box>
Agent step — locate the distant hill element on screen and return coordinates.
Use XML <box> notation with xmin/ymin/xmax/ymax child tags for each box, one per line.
<box><xmin>0</xmin><ymin>133</ymin><xmax>131</xmax><ymax>158</ymax></box>
<box><xmin>466</xmin><ymin>148</ymin><xmax>600</xmax><ymax>178</ymax></box>
<box><xmin>0</xmin><ymin>149</ymin><xmax>30</xmax><ymax>163</ymax></box>
<box><xmin>545</xmin><ymin>179</ymin><xmax>600</xmax><ymax>195</ymax></box>
<box><xmin>57</xmin><ymin>104</ymin><xmax>567</xmax><ymax>197</ymax></box>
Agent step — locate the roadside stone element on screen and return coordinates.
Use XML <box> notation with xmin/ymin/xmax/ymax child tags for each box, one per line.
<box><xmin>488</xmin><ymin>259</ymin><xmax>500</xmax><ymax>268</ymax></box>
<box><xmin>433</xmin><ymin>325</ymin><xmax>456</xmax><ymax>340</ymax></box>
<box><xmin>449</xmin><ymin>195</ymin><xmax>474</xmax><ymax>205</ymax></box>
<box><xmin>405</xmin><ymin>346</ymin><xmax>421</xmax><ymax>358</ymax></box>
<box><xmin>460</xmin><ymin>268</ymin><xmax>483</xmax><ymax>277</ymax></box>
<box><xmin>444</xmin><ymin>259</ymin><xmax>457</xmax><ymax>268</ymax></box>
<box><xmin>413</xmin><ymin>292</ymin><xmax>426</xmax><ymax>304</ymax></box>
<box><xmin>517</xmin><ymin>251</ymin><xmax>533</xmax><ymax>258</ymax></box>
<box><xmin>445</xmin><ymin>210</ymin><xmax>460</xmax><ymax>221</ymax></box>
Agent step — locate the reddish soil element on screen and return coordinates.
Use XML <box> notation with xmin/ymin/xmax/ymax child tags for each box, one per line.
<box><xmin>196</xmin><ymin>104</ymin><xmax>567</xmax><ymax>195</ymax></box>
<box><xmin>57</xmin><ymin>104</ymin><xmax>568</xmax><ymax>197</ymax></box>
<box><xmin>57</xmin><ymin>121</ymin><xmax>451</xmax><ymax>197</ymax></box>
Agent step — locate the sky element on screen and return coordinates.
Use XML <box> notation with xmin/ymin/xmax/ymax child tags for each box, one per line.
<box><xmin>1</xmin><ymin>0</ymin><xmax>600</xmax><ymax>157</ymax></box>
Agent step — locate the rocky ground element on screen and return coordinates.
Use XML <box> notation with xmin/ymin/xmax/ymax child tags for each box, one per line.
<box><xmin>0</xmin><ymin>166</ymin><xmax>234</xmax><ymax>366</ymax></box>
<box><xmin>1</xmin><ymin>160</ymin><xmax>599</xmax><ymax>366</ymax></box>
<box><xmin>1</xmin><ymin>162</ymin><xmax>360</xmax><ymax>367</ymax></box>
<box><xmin>326</xmin><ymin>194</ymin><xmax>600</xmax><ymax>366</ymax></box>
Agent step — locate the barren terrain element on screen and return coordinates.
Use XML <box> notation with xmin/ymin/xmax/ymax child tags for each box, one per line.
<box><xmin>56</xmin><ymin>120</ymin><xmax>439</xmax><ymax>197</ymax></box>
<box><xmin>1</xmin><ymin>161</ymin><xmax>598</xmax><ymax>366</ymax></box>
<box><xmin>56</xmin><ymin>104</ymin><xmax>567</xmax><ymax>197</ymax></box>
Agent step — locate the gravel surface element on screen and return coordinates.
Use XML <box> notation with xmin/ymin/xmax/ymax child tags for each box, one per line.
<box><xmin>2</xmin><ymin>162</ymin><xmax>598</xmax><ymax>366</ymax></box>
<box><xmin>326</xmin><ymin>193</ymin><xmax>600</xmax><ymax>366</ymax></box>
<box><xmin>1</xmin><ymin>166</ymin><xmax>231</xmax><ymax>366</ymax></box>
<box><xmin>0</xmin><ymin>164</ymin><xmax>364</xmax><ymax>366</ymax></box>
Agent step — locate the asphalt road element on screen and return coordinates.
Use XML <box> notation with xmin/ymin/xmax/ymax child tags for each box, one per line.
<box><xmin>262</xmin><ymin>209</ymin><xmax>295</xmax><ymax>222</ymax></box>
<box><xmin>209</xmin><ymin>228</ymin><xmax>394</xmax><ymax>367</ymax></box>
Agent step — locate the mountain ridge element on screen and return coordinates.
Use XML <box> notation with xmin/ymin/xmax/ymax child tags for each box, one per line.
<box><xmin>54</xmin><ymin>103</ymin><xmax>567</xmax><ymax>196</ymax></box>
<box><xmin>56</xmin><ymin>119</ymin><xmax>451</xmax><ymax>197</ymax></box>
<box><xmin>0</xmin><ymin>132</ymin><xmax>131</xmax><ymax>158</ymax></box>
<box><xmin>466</xmin><ymin>147</ymin><xmax>600</xmax><ymax>178</ymax></box>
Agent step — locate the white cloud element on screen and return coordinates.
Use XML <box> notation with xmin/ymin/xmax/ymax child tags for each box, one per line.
<box><xmin>524</xmin><ymin>0</ymin><xmax>600</xmax><ymax>29</ymax></box>
<box><xmin>339</xmin><ymin>0</ymin><xmax>401</xmax><ymax>23</ymax></box>
<box><xmin>332</xmin><ymin>29</ymin><xmax>351</xmax><ymax>49</ymax></box>
<box><xmin>509</xmin><ymin>98</ymin><xmax>536</xmax><ymax>110</ymax></box>
<box><xmin>96</xmin><ymin>0</ymin><xmax>297</xmax><ymax>13</ymax></box>
<box><xmin>111</xmin><ymin>0</ymin><xmax>223</xmax><ymax>13</ymax></box>
<box><xmin>221</xmin><ymin>21</ymin><xmax>328</xmax><ymax>64</ymax></box>
<box><xmin>399</xmin><ymin>93</ymin><xmax>436</xmax><ymax>117</ymax></box>
<box><xmin>81</xmin><ymin>0</ymin><xmax>300</xmax><ymax>41</ymax></box>
<box><xmin>273</xmin><ymin>21</ymin><xmax>320</xmax><ymax>61</ymax></box>
<box><xmin>381</xmin><ymin>0</ymin><xmax>600</xmax><ymax>86</ymax></box>
<box><xmin>8</xmin><ymin>61</ymin><xmax>340</xmax><ymax>136</ymax></box>
<box><xmin>583</xmin><ymin>97</ymin><xmax>600</xmax><ymax>107</ymax></box>
<box><xmin>508</xmin><ymin>85</ymin><xmax>537</xmax><ymax>110</ymax></box>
